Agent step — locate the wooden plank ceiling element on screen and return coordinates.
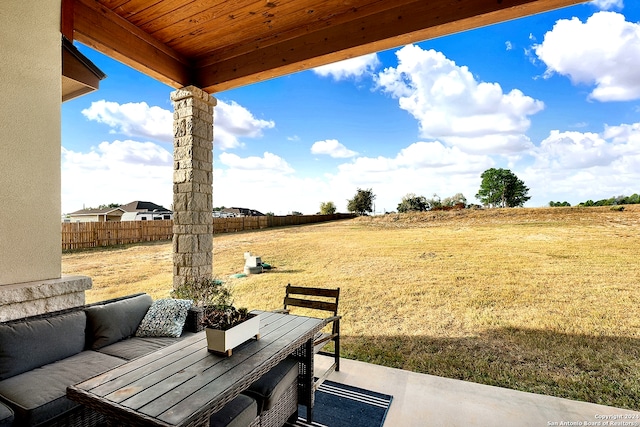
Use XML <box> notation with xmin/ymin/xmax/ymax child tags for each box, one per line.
<box><xmin>66</xmin><ymin>0</ymin><xmax>586</xmax><ymax>93</ymax></box>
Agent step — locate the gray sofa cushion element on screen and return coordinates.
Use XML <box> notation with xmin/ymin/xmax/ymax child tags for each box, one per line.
<box><xmin>0</xmin><ymin>350</ymin><xmax>124</xmax><ymax>426</ymax></box>
<box><xmin>0</xmin><ymin>311</ymin><xmax>86</xmax><ymax>380</ymax></box>
<box><xmin>0</xmin><ymin>401</ymin><xmax>13</xmax><ymax>427</ymax></box>
<box><xmin>209</xmin><ymin>394</ymin><xmax>258</xmax><ymax>427</ymax></box>
<box><xmin>97</xmin><ymin>332</ymin><xmax>195</xmax><ymax>361</ymax></box>
<box><xmin>86</xmin><ymin>293</ymin><xmax>153</xmax><ymax>349</ymax></box>
<box><xmin>243</xmin><ymin>358</ymin><xmax>299</xmax><ymax>412</ymax></box>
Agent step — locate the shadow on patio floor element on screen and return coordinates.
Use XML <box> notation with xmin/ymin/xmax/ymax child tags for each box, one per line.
<box><xmin>340</xmin><ymin>326</ymin><xmax>640</xmax><ymax>411</ymax></box>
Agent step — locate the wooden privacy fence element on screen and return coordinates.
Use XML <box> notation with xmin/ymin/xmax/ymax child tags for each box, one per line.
<box><xmin>62</xmin><ymin>220</ymin><xmax>173</xmax><ymax>251</ymax></box>
<box><xmin>62</xmin><ymin>213</ymin><xmax>355</xmax><ymax>251</ymax></box>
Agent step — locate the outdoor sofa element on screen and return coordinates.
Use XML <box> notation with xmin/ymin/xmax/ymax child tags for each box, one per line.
<box><xmin>0</xmin><ymin>293</ymin><xmax>299</xmax><ymax>427</ymax></box>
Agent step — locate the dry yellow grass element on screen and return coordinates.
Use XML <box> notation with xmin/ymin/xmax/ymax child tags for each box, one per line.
<box><xmin>62</xmin><ymin>205</ymin><xmax>640</xmax><ymax>409</ymax></box>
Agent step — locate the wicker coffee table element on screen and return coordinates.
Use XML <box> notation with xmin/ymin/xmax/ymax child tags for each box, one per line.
<box><xmin>67</xmin><ymin>311</ymin><xmax>324</xmax><ymax>427</ymax></box>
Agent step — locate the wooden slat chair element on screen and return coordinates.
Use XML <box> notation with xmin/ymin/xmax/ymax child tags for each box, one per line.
<box><xmin>281</xmin><ymin>284</ymin><xmax>341</xmax><ymax>389</ymax></box>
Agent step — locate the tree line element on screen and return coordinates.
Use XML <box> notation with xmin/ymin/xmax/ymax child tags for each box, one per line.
<box><xmin>328</xmin><ymin>168</ymin><xmax>530</xmax><ymax>215</ymax></box>
<box><xmin>320</xmin><ymin>167</ymin><xmax>637</xmax><ymax>216</ymax></box>
<box><xmin>550</xmin><ymin>194</ymin><xmax>640</xmax><ymax>208</ymax></box>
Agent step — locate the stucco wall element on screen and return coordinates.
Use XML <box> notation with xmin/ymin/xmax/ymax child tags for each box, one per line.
<box><xmin>0</xmin><ymin>1</ymin><xmax>62</xmax><ymax>285</ymax></box>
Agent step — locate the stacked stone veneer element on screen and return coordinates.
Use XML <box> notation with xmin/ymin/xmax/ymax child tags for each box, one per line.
<box><xmin>0</xmin><ymin>276</ymin><xmax>92</xmax><ymax>321</ymax></box>
<box><xmin>171</xmin><ymin>86</ymin><xmax>216</xmax><ymax>287</ymax></box>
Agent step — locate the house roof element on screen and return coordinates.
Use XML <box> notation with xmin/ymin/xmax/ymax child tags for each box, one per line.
<box><xmin>222</xmin><ymin>207</ymin><xmax>266</xmax><ymax>216</ymax></box>
<box><xmin>64</xmin><ymin>0</ymin><xmax>585</xmax><ymax>94</ymax></box>
<box><xmin>69</xmin><ymin>201</ymin><xmax>169</xmax><ymax>215</ymax></box>
<box><xmin>69</xmin><ymin>207</ymin><xmax>125</xmax><ymax>216</ymax></box>
<box><xmin>119</xmin><ymin>201</ymin><xmax>170</xmax><ymax>212</ymax></box>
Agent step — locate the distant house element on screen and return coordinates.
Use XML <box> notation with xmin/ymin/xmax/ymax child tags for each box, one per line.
<box><xmin>214</xmin><ymin>207</ymin><xmax>265</xmax><ymax>218</ymax></box>
<box><xmin>66</xmin><ymin>206</ymin><xmax>126</xmax><ymax>223</ymax></box>
<box><xmin>119</xmin><ymin>201</ymin><xmax>173</xmax><ymax>221</ymax></box>
<box><xmin>66</xmin><ymin>201</ymin><xmax>172</xmax><ymax>222</ymax></box>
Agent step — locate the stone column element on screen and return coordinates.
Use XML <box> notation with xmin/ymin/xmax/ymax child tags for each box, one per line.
<box><xmin>171</xmin><ymin>86</ymin><xmax>216</xmax><ymax>287</ymax></box>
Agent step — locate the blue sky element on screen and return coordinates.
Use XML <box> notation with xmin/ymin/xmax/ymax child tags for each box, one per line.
<box><xmin>62</xmin><ymin>0</ymin><xmax>640</xmax><ymax>215</ymax></box>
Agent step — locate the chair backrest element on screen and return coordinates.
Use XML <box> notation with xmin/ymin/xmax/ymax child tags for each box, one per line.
<box><xmin>283</xmin><ymin>284</ymin><xmax>340</xmax><ymax>318</ymax></box>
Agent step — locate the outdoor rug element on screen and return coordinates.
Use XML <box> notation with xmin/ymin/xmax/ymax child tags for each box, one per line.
<box><xmin>291</xmin><ymin>380</ymin><xmax>393</xmax><ymax>427</ymax></box>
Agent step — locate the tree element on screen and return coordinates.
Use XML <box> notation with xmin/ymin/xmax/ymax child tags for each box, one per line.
<box><xmin>85</xmin><ymin>203</ymin><xmax>121</xmax><ymax>210</ymax></box>
<box><xmin>475</xmin><ymin>168</ymin><xmax>530</xmax><ymax>208</ymax></box>
<box><xmin>426</xmin><ymin>193</ymin><xmax>442</xmax><ymax>209</ymax></box>
<box><xmin>347</xmin><ymin>188</ymin><xmax>375</xmax><ymax>215</ymax></box>
<box><xmin>397</xmin><ymin>193</ymin><xmax>428</xmax><ymax>213</ymax></box>
<box><xmin>319</xmin><ymin>201</ymin><xmax>337</xmax><ymax>215</ymax></box>
<box><xmin>442</xmin><ymin>193</ymin><xmax>467</xmax><ymax>207</ymax></box>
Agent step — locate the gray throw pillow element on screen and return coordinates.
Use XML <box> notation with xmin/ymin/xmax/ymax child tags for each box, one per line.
<box><xmin>135</xmin><ymin>299</ymin><xmax>192</xmax><ymax>338</ymax></box>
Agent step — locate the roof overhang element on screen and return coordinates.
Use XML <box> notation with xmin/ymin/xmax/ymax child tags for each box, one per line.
<box><xmin>62</xmin><ymin>0</ymin><xmax>587</xmax><ymax>94</ymax></box>
<box><xmin>62</xmin><ymin>36</ymin><xmax>107</xmax><ymax>102</ymax></box>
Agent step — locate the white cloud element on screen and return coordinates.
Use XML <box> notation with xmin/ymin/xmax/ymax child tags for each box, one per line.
<box><xmin>62</xmin><ymin>119</ymin><xmax>640</xmax><ymax>216</ymax></box>
<box><xmin>313</xmin><ymin>53</ymin><xmax>381</xmax><ymax>80</ymax></box>
<box><xmin>535</xmin><ymin>130</ymin><xmax>619</xmax><ymax>169</ymax></box>
<box><xmin>218</xmin><ymin>152</ymin><xmax>294</xmax><ymax>174</ymax></box>
<box><xmin>570</xmin><ymin>122</ymin><xmax>589</xmax><ymax>129</ymax></box>
<box><xmin>82</xmin><ymin>101</ymin><xmax>173</xmax><ymax>142</ymax></box>
<box><xmin>590</xmin><ymin>0</ymin><xmax>624</xmax><ymax>10</ymax></box>
<box><xmin>443</xmin><ymin>134</ymin><xmax>535</xmax><ymax>155</ymax></box>
<box><xmin>603</xmin><ymin>122</ymin><xmax>640</xmax><ymax>143</ymax></box>
<box><xmin>505</xmin><ymin>41</ymin><xmax>513</xmax><ymax>51</ymax></box>
<box><xmin>212</xmin><ymin>168</ymin><xmax>335</xmax><ymax>215</ymax></box>
<box><xmin>534</xmin><ymin>12</ymin><xmax>640</xmax><ymax>101</ymax></box>
<box><xmin>213</xmin><ymin>123</ymin><xmax>640</xmax><ymax>214</ymax></box>
<box><xmin>330</xmin><ymin>141</ymin><xmax>494</xmax><ymax>210</ymax></box>
<box><xmin>215</xmin><ymin>100</ymin><xmax>275</xmax><ymax>150</ymax></box>
<box><xmin>213</xmin><ymin>155</ymin><xmax>324</xmax><ymax>215</ymax></box>
<box><xmin>311</xmin><ymin>139</ymin><xmax>358</xmax><ymax>158</ymax></box>
<box><xmin>212</xmin><ymin>140</ymin><xmax>494</xmax><ymax>214</ymax></box>
<box><xmin>61</xmin><ymin>140</ymin><xmax>173</xmax><ymax>213</ymax></box>
<box><xmin>81</xmin><ymin>99</ymin><xmax>275</xmax><ymax>151</ymax></box>
<box><xmin>337</xmin><ymin>141</ymin><xmax>492</xmax><ymax>175</ymax></box>
<box><xmin>525</xmin><ymin>123</ymin><xmax>640</xmax><ymax>205</ymax></box>
<box><xmin>376</xmin><ymin>45</ymin><xmax>543</xmax><ymax>154</ymax></box>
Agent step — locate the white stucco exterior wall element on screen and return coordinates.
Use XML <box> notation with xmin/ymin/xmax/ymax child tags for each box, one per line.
<box><xmin>0</xmin><ymin>1</ymin><xmax>62</xmax><ymax>285</ymax></box>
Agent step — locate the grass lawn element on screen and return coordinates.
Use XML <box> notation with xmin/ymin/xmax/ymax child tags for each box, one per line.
<box><xmin>62</xmin><ymin>205</ymin><xmax>640</xmax><ymax>410</ymax></box>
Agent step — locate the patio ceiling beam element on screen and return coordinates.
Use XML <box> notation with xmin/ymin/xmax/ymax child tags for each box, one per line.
<box><xmin>66</xmin><ymin>0</ymin><xmax>585</xmax><ymax>94</ymax></box>
<box><xmin>61</xmin><ymin>0</ymin><xmax>74</xmax><ymax>41</ymax></box>
<box><xmin>72</xmin><ymin>0</ymin><xmax>191</xmax><ymax>89</ymax></box>
<box><xmin>193</xmin><ymin>0</ymin><xmax>586</xmax><ymax>93</ymax></box>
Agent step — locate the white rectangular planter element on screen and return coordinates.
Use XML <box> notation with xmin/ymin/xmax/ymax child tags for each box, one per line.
<box><xmin>205</xmin><ymin>313</ymin><xmax>260</xmax><ymax>356</ymax></box>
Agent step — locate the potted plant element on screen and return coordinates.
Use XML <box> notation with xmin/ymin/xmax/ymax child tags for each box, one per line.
<box><xmin>171</xmin><ymin>277</ymin><xmax>260</xmax><ymax>356</ymax></box>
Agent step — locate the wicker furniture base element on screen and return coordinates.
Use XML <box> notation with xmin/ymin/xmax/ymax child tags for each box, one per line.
<box><xmin>291</xmin><ymin>340</ymin><xmax>314</xmax><ymax>422</ymax></box>
<box><xmin>42</xmin><ymin>405</ymin><xmax>108</xmax><ymax>427</ymax></box>
<box><xmin>258</xmin><ymin>380</ymin><xmax>298</xmax><ymax>427</ymax></box>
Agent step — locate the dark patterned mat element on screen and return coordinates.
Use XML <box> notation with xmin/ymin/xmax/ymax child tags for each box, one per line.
<box><xmin>291</xmin><ymin>380</ymin><xmax>392</xmax><ymax>427</ymax></box>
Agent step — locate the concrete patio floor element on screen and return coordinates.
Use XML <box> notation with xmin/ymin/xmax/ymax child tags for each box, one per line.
<box><xmin>315</xmin><ymin>355</ymin><xmax>640</xmax><ymax>427</ymax></box>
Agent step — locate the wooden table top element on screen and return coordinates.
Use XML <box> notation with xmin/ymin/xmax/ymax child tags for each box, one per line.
<box><xmin>67</xmin><ymin>311</ymin><xmax>324</xmax><ymax>427</ymax></box>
